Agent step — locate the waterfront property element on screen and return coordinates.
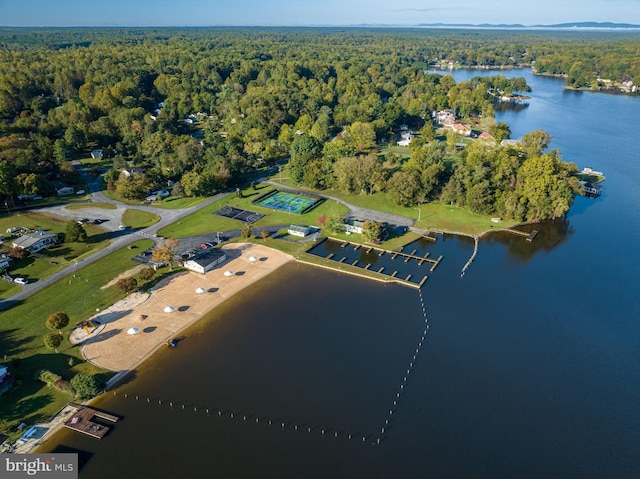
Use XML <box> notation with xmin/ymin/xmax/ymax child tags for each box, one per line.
<box><xmin>183</xmin><ymin>248</ymin><xmax>228</xmax><ymax>274</ymax></box>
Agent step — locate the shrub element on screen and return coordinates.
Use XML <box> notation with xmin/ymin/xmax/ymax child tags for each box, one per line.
<box><xmin>52</xmin><ymin>379</ymin><xmax>75</xmax><ymax>396</ymax></box>
<box><xmin>46</xmin><ymin>312</ymin><xmax>70</xmax><ymax>330</ymax></box>
<box><xmin>38</xmin><ymin>369</ymin><xmax>61</xmax><ymax>384</ymax></box>
<box><xmin>43</xmin><ymin>332</ymin><xmax>63</xmax><ymax>349</ymax></box>
<box><xmin>138</xmin><ymin>267</ymin><xmax>156</xmax><ymax>281</ymax></box>
<box><xmin>115</xmin><ymin>277</ymin><xmax>138</xmax><ymax>294</ymax></box>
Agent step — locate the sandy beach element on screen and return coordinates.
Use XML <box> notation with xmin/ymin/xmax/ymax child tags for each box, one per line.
<box><xmin>78</xmin><ymin>243</ymin><xmax>293</xmax><ymax>374</ymax></box>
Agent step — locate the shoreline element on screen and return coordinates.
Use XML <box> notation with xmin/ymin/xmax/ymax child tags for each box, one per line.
<box><xmin>24</xmin><ymin>243</ymin><xmax>292</xmax><ymax>454</ymax></box>
<box><xmin>80</xmin><ymin>243</ymin><xmax>293</xmax><ymax>375</ymax></box>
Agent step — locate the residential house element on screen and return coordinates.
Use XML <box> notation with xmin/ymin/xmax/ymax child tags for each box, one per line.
<box><xmin>0</xmin><ymin>257</ymin><xmax>12</xmax><ymax>271</ymax></box>
<box><xmin>183</xmin><ymin>249</ymin><xmax>227</xmax><ymax>274</ymax></box>
<box><xmin>91</xmin><ymin>149</ymin><xmax>104</xmax><ymax>159</ymax></box>
<box><xmin>434</xmin><ymin>109</ymin><xmax>456</xmax><ymax>126</ymax></box>
<box><xmin>13</xmin><ymin>231</ymin><xmax>58</xmax><ymax>253</ymax></box>
<box><xmin>581</xmin><ymin>181</ymin><xmax>602</xmax><ymax>198</ymax></box>
<box><xmin>448</xmin><ymin>121</ymin><xmax>472</xmax><ymax>136</ymax></box>
<box><xmin>288</xmin><ymin>225</ymin><xmax>314</xmax><ymax>237</ymax></box>
<box><xmin>478</xmin><ymin>131</ymin><xmax>494</xmax><ymax>141</ymax></box>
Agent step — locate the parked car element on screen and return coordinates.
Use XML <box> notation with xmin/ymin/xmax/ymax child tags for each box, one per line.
<box><xmin>119</xmin><ymin>225</ymin><xmax>130</xmax><ymax>231</ymax></box>
<box><xmin>14</xmin><ymin>277</ymin><xmax>27</xmax><ymax>285</ymax></box>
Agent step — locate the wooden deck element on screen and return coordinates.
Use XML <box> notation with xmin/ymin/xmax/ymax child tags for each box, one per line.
<box><xmin>63</xmin><ymin>403</ymin><xmax>119</xmax><ymax>439</ymax></box>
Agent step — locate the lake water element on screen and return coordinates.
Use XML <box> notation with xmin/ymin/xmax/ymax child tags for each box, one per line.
<box><xmin>39</xmin><ymin>69</ymin><xmax>640</xmax><ymax>478</ymax></box>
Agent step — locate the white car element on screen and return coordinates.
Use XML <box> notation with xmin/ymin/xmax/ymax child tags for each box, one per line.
<box><xmin>14</xmin><ymin>277</ymin><xmax>27</xmax><ymax>285</ymax></box>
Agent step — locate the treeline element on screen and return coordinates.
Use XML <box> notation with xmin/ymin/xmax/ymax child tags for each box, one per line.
<box><xmin>0</xmin><ymin>28</ymin><xmax>623</xmax><ymax>220</ymax></box>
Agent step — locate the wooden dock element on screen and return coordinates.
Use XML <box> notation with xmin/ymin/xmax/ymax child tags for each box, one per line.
<box><xmin>63</xmin><ymin>403</ymin><xmax>119</xmax><ymax>439</ymax></box>
<box><xmin>507</xmin><ymin>228</ymin><xmax>538</xmax><ymax>242</ymax></box>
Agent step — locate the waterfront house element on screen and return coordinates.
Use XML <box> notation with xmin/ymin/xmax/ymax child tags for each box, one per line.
<box><xmin>580</xmin><ymin>181</ymin><xmax>602</xmax><ymax>198</ymax></box>
<box><xmin>12</xmin><ymin>231</ymin><xmax>58</xmax><ymax>253</ymax></box>
<box><xmin>183</xmin><ymin>249</ymin><xmax>227</xmax><ymax>274</ymax></box>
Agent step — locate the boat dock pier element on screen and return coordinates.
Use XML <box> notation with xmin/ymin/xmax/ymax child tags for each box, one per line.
<box><xmin>63</xmin><ymin>403</ymin><xmax>119</xmax><ymax>439</ymax></box>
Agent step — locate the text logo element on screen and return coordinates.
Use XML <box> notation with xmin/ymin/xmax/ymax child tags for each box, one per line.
<box><xmin>0</xmin><ymin>454</ymin><xmax>77</xmax><ymax>478</ymax></box>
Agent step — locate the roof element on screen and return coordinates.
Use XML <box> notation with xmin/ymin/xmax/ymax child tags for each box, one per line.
<box><xmin>186</xmin><ymin>248</ymin><xmax>226</xmax><ymax>268</ymax></box>
<box><xmin>13</xmin><ymin>231</ymin><xmax>57</xmax><ymax>249</ymax></box>
<box><xmin>288</xmin><ymin>224</ymin><xmax>312</xmax><ymax>233</ymax></box>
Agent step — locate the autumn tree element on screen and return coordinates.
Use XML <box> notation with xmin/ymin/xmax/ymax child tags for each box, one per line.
<box><xmin>115</xmin><ymin>277</ymin><xmax>138</xmax><ymax>294</ymax></box>
<box><xmin>46</xmin><ymin>312</ymin><xmax>70</xmax><ymax>331</ymax></box>
<box><xmin>152</xmin><ymin>238</ymin><xmax>179</xmax><ymax>270</ymax></box>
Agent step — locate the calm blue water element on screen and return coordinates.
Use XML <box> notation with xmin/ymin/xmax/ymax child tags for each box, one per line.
<box><xmin>41</xmin><ymin>70</ymin><xmax>640</xmax><ymax>478</ymax></box>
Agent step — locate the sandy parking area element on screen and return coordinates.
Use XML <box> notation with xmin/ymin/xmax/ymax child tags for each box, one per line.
<box><xmin>80</xmin><ymin>243</ymin><xmax>293</xmax><ymax>373</ymax></box>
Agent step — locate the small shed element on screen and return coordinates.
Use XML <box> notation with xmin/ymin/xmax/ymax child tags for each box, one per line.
<box><xmin>288</xmin><ymin>224</ymin><xmax>313</xmax><ymax>237</ymax></box>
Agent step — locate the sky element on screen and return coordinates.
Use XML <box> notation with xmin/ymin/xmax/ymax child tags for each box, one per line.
<box><xmin>1</xmin><ymin>0</ymin><xmax>639</xmax><ymax>27</ymax></box>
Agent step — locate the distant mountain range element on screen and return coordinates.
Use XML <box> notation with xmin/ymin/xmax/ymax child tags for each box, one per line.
<box><xmin>416</xmin><ymin>22</ymin><xmax>640</xmax><ymax>30</ymax></box>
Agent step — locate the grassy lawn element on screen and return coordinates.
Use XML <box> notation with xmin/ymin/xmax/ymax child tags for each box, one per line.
<box><xmin>152</xmin><ymin>196</ymin><xmax>207</xmax><ymax>209</ymax></box>
<box><xmin>66</xmin><ymin>203</ymin><xmax>117</xmax><ymax>210</ymax></box>
<box><xmin>0</xmin><ymin>239</ymin><xmax>154</xmax><ymax>435</ymax></box>
<box><xmin>158</xmin><ymin>185</ymin><xmax>349</xmax><ymax>238</ymax></box>
<box><xmin>0</xmin><ymin>213</ymin><xmax>113</xmax><ymax>297</ymax></box>
<box><xmin>121</xmin><ymin>209</ymin><xmax>160</xmax><ymax>229</ymax></box>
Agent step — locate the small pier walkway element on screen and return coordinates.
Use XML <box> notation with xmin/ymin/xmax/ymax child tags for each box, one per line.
<box><xmin>63</xmin><ymin>403</ymin><xmax>119</xmax><ymax>439</ymax></box>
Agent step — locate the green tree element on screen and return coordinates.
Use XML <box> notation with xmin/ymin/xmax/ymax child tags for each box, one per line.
<box><xmin>386</xmin><ymin>171</ymin><xmax>421</xmax><ymax>206</ymax></box>
<box><xmin>66</xmin><ymin>220</ymin><xmax>87</xmax><ymax>242</ymax></box>
<box><xmin>71</xmin><ymin>374</ymin><xmax>104</xmax><ymax>400</ymax></box>
<box><xmin>362</xmin><ymin>220</ymin><xmax>383</xmax><ymax>243</ymax></box>
<box><xmin>43</xmin><ymin>332</ymin><xmax>63</xmax><ymax>350</ymax></box>
<box><xmin>289</xmin><ymin>134</ymin><xmax>322</xmax><ymax>184</ymax></box>
<box><xmin>489</xmin><ymin>122</ymin><xmax>511</xmax><ymax>143</ymax></box>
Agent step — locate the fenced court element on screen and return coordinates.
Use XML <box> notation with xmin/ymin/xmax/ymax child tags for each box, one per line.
<box><xmin>255</xmin><ymin>191</ymin><xmax>320</xmax><ymax>214</ymax></box>
<box><xmin>214</xmin><ymin>206</ymin><xmax>264</xmax><ymax>224</ymax></box>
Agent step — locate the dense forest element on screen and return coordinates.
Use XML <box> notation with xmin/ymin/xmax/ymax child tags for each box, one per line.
<box><xmin>0</xmin><ymin>28</ymin><xmax>635</xmax><ymax>221</ymax></box>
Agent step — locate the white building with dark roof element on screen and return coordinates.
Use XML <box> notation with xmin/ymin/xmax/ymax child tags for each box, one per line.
<box><xmin>12</xmin><ymin>231</ymin><xmax>58</xmax><ymax>253</ymax></box>
<box><xmin>183</xmin><ymin>249</ymin><xmax>227</xmax><ymax>274</ymax></box>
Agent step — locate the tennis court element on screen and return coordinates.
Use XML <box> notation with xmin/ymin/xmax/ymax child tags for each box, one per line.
<box><xmin>255</xmin><ymin>191</ymin><xmax>319</xmax><ymax>214</ymax></box>
<box><xmin>214</xmin><ymin>205</ymin><xmax>264</xmax><ymax>224</ymax></box>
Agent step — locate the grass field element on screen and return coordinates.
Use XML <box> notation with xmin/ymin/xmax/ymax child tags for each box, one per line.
<box><xmin>121</xmin><ymin>209</ymin><xmax>160</xmax><ymax>229</ymax></box>
<box><xmin>158</xmin><ymin>185</ymin><xmax>349</xmax><ymax>238</ymax></box>
<box><xmin>0</xmin><ymin>239</ymin><xmax>154</xmax><ymax>435</ymax></box>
